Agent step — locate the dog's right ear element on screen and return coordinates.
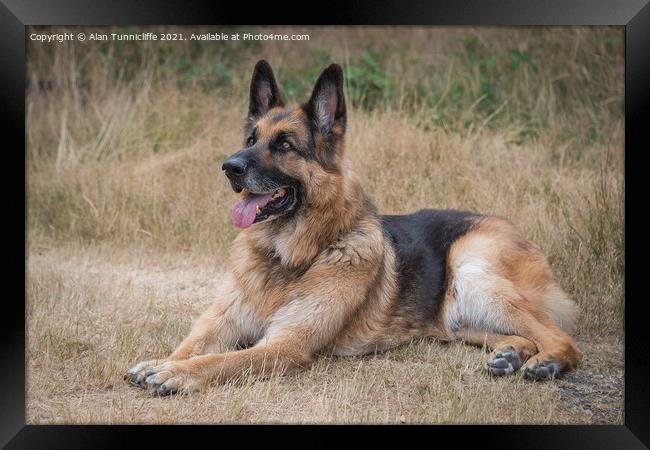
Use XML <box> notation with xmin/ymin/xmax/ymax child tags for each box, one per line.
<box><xmin>248</xmin><ymin>60</ymin><xmax>284</xmax><ymax>121</ymax></box>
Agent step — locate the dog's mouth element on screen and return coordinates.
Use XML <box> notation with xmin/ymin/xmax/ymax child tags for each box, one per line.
<box><xmin>231</xmin><ymin>186</ymin><xmax>296</xmax><ymax>229</ymax></box>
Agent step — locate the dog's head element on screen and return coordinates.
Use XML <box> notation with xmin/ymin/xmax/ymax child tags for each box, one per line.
<box><xmin>223</xmin><ymin>60</ymin><xmax>347</xmax><ymax>229</ymax></box>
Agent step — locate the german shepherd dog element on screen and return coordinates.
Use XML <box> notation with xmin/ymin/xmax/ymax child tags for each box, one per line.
<box><xmin>126</xmin><ymin>60</ymin><xmax>582</xmax><ymax>395</ymax></box>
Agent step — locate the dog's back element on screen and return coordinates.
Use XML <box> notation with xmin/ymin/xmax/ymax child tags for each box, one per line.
<box><xmin>381</xmin><ymin>209</ymin><xmax>481</xmax><ymax>325</ymax></box>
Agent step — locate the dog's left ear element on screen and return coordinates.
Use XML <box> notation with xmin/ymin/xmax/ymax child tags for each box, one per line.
<box><xmin>304</xmin><ymin>64</ymin><xmax>346</xmax><ymax>134</ymax></box>
<box><xmin>248</xmin><ymin>60</ymin><xmax>285</xmax><ymax>121</ymax></box>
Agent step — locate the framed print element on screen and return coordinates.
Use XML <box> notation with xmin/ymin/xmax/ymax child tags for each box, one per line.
<box><xmin>3</xmin><ymin>0</ymin><xmax>649</xmax><ymax>447</ymax></box>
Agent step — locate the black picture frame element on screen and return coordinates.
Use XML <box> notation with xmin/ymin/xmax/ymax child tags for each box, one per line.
<box><xmin>4</xmin><ymin>0</ymin><xmax>649</xmax><ymax>447</ymax></box>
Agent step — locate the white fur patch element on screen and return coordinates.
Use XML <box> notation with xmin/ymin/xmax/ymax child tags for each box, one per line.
<box><xmin>445</xmin><ymin>258</ymin><xmax>513</xmax><ymax>335</ymax></box>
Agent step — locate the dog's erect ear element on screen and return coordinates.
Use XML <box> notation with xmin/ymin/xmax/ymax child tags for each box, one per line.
<box><xmin>304</xmin><ymin>64</ymin><xmax>346</xmax><ymax>134</ymax></box>
<box><xmin>248</xmin><ymin>60</ymin><xmax>284</xmax><ymax>120</ymax></box>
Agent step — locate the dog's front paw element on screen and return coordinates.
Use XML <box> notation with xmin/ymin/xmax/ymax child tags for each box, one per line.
<box><xmin>125</xmin><ymin>359</ymin><xmax>165</xmax><ymax>388</ymax></box>
<box><xmin>141</xmin><ymin>360</ymin><xmax>204</xmax><ymax>396</ymax></box>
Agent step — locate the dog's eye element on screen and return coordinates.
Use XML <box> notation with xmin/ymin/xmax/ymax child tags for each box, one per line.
<box><xmin>246</xmin><ymin>136</ymin><xmax>255</xmax><ymax>146</ymax></box>
<box><xmin>280</xmin><ymin>140</ymin><xmax>292</xmax><ymax>150</ymax></box>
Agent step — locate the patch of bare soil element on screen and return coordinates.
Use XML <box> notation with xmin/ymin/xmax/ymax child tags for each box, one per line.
<box><xmin>556</xmin><ymin>338</ymin><xmax>624</xmax><ymax>424</ymax></box>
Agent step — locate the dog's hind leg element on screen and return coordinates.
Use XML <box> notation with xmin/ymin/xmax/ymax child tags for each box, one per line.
<box><xmin>455</xmin><ymin>328</ymin><xmax>538</xmax><ymax>376</ymax></box>
<box><xmin>444</xmin><ymin>218</ymin><xmax>582</xmax><ymax>380</ymax></box>
<box><xmin>445</xmin><ymin>269</ymin><xmax>582</xmax><ymax>380</ymax></box>
<box><xmin>510</xmin><ymin>308</ymin><xmax>583</xmax><ymax>381</ymax></box>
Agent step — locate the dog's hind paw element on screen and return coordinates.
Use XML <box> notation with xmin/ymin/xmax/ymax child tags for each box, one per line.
<box><xmin>522</xmin><ymin>352</ymin><xmax>562</xmax><ymax>381</ymax></box>
<box><xmin>523</xmin><ymin>359</ymin><xmax>560</xmax><ymax>381</ymax></box>
<box><xmin>486</xmin><ymin>346</ymin><xmax>521</xmax><ymax>376</ymax></box>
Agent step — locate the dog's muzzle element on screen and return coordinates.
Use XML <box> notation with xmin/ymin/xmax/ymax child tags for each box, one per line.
<box><xmin>222</xmin><ymin>156</ymin><xmax>248</xmax><ymax>181</ymax></box>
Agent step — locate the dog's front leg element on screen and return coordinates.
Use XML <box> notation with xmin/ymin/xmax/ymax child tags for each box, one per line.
<box><xmin>140</xmin><ymin>337</ymin><xmax>311</xmax><ymax>395</ymax></box>
<box><xmin>141</xmin><ymin>249</ymin><xmax>382</xmax><ymax>395</ymax></box>
<box><xmin>125</xmin><ymin>272</ymin><xmax>259</xmax><ymax>387</ymax></box>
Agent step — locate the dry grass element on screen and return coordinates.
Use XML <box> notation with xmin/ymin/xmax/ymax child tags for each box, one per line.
<box><xmin>26</xmin><ymin>26</ymin><xmax>624</xmax><ymax>424</ymax></box>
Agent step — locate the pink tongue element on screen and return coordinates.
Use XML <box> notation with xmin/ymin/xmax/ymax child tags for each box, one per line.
<box><xmin>231</xmin><ymin>193</ymin><xmax>274</xmax><ymax>229</ymax></box>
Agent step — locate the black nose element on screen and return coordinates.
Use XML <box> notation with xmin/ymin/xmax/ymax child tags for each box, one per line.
<box><xmin>222</xmin><ymin>157</ymin><xmax>248</xmax><ymax>179</ymax></box>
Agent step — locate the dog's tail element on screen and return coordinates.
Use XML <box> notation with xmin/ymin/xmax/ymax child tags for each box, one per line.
<box><xmin>541</xmin><ymin>285</ymin><xmax>579</xmax><ymax>335</ymax></box>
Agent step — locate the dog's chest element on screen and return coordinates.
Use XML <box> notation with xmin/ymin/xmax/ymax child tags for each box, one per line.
<box><xmin>234</xmin><ymin>257</ymin><xmax>305</xmax><ymax>319</ymax></box>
